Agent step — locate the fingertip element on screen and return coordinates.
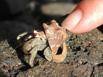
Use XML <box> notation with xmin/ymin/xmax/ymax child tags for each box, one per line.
<box><xmin>62</xmin><ymin>9</ymin><xmax>82</xmax><ymax>32</ymax></box>
<box><xmin>69</xmin><ymin>22</ymin><xmax>101</xmax><ymax>34</ymax></box>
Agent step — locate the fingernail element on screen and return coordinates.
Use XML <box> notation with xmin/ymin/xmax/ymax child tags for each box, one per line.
<box><xmin>62</xmin><ymin>9</ymin><xmax>82</xmax><ymax>31</ymax></box>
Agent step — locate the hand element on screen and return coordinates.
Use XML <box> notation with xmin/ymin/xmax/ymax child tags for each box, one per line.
<box><xmin>62</xmin><ymin>0</ymin><xmax>103</xmax><ymax>33</ymax></box>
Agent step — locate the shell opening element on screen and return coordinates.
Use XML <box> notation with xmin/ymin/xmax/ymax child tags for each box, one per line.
<box><xmin>56</xmin><ymin>46</ymin><xmax>63</xmax><ymax>55</ymax></box>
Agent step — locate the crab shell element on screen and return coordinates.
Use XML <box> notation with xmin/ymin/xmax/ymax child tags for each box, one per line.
<box><xmin>43</xmin><ymin>20</ymin><xmax>68</xmax><ymax>63</ymax></box>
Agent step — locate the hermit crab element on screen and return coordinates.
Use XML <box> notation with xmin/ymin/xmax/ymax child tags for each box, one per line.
<box><xmin>17</xmin><ymin>20</ymin><xmax>68</xmax><ymax>67</ymax></box>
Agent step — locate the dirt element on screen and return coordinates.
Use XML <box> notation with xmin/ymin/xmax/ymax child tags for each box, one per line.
<box><xmin>0</xmin><ymin>1</ymin><xmax>103</xmax><ymax>77</ymax></box>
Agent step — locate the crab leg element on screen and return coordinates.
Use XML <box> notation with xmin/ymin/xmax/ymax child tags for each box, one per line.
<box><xmin>44</xmin><ymin>47</ymin><xmax>52</xmax><ymax>61</ymax></box>
<box><xmin>29</xmin><ymin>48</ymin><xmax>38</xmax><ymax>67</ymax></box>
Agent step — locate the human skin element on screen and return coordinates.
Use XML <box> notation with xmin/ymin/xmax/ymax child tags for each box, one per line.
<box><xmin>62</xmin><ymin>0</ymin><xmax>103</xmax><ymax>33</ymax></box>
